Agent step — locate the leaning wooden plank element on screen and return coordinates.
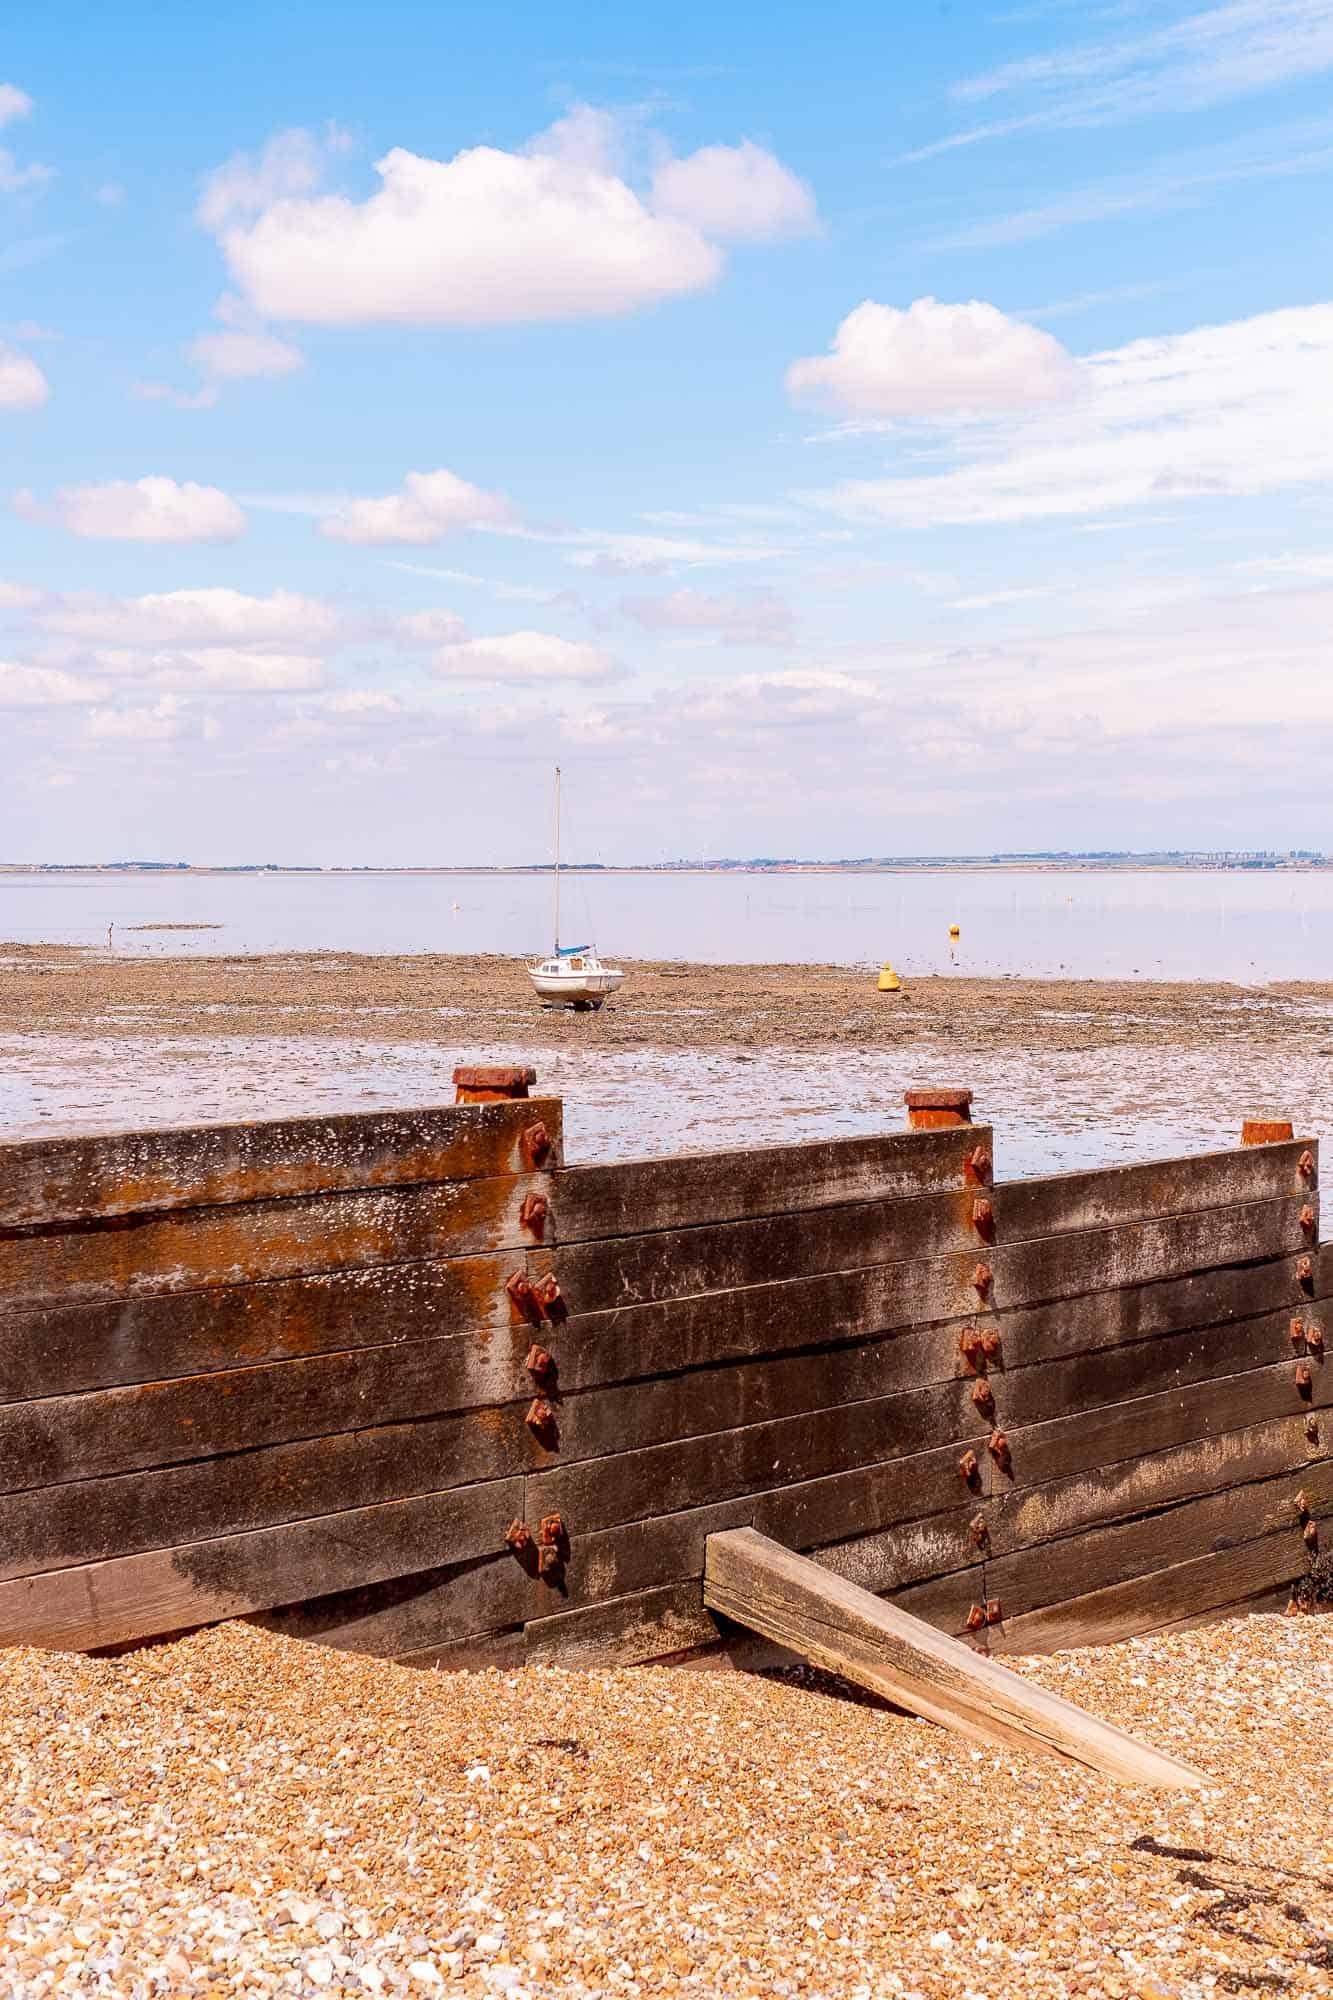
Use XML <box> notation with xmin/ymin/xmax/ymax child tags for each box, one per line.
<box><xmin>0</xmin><ymin>1170</ymin><xmax>550</xmax><ymax>1308</ymax></box>
<box><xmin>0</xmin><ymin>1474</ymin><xmax>522</xmax><ymax>1652</ymax></box>
<box><xmin>552</xmin><ymin>1127</ymin><xmax>991</xmax><ymax>1242</ymax></box>
<box><xmin>993</xmin><ymin>1140</ymin><xmax>1316</xmax><ymax>1243</ymax></box>
<box><xmin>0</xmin><ymin>1252</ymin><xmax>520</xmax><ymax>1405</ymax></box>
<box><xmin>703</xmin><ymin>1527</ymin><xmax>1203</xmax><ymax>1789</ymax></box>
<box><xmin>988</xmin><ymin>1534</ymin><xmax>1312</xmax><ymax>1656</ymax></box>
<box><xmin>0</xmin><ymin>1098</ymin><xmax>563</xmax><ymax>1230</ymax></box>
<box><xmin>0</xmin><ymin>1403</ymin><xmax>529</xmax><ymax>1583</ymax></box>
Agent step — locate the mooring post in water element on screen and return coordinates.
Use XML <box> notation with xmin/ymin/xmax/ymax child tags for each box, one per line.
<box><xmin>903</xmin><ymin>1085</ymin><xmax>974</xmax><ymax>1130</ymax></box>
<box><xmin>453</xmin><ymin>1063</ymin><xmax>538</xmax><ymax>1104</ymax></box>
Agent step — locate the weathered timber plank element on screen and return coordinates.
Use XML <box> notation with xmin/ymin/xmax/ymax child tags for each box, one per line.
<box><xmin>975</xmin><ymin>1458</ymin><xmax>1333</xmax><ymax>1625</ymax></box>
<box><xmin>991</xmin><ymin>1535</ymin><xmax>1311</xmax><ymax>1656</ymax></box>
<box><xmin>519</xmin><ymin>1442</ymin><xmax>984</xmax><ymax>1623</ymax></box>
<box><xmin>397</xmin><ymin>1628</ymin><xmax>527</xmax><ymax>1671</ymax></box>
<box><xmin>253</xmin><ymin>1550</ymin><xmax>527</xmax><ymax>1658</ymax></box>
<box><xmin>0</xmin><ymin>1099</ymin><xmax>563</xmax><ymax>1230</ymax></box>
<box><xmin>525</xmin><ymin>1581</ymin><xmax>723</xmax><ymax>1669</ymax></box>
<box><xmin>0</xmin><ymin>1254</ymin><xmax>518</xmax><ymax>1406</ymax></box>
<box><xmin>0</xmin><ymin>1404</ymin><xmax>530</xmax><ymax>1583</ymax></box>
<box><xmin>532</xmin><ymin>1186</ymin><xmax>981</xmax><ymax>1311</ymax></box>
<box><xmin>989</xmin><ymin>1352</ymin><xmax>1333</xmax><ymax>1497</ymax></box>
<box><xmin>539</xmin><ymin>1253</ymin><xmax>1309</xmax><ymax>1401</ymax></box>
<box><xmin>817</xmin><ymin>1407</ymin><xmax>1326</xmax><ymax>1606</ymax></box>
<box><xmin>703</xmin><ymin>1528</ymin><xmax>1202</xmax><ymax>1787</ymax></box>
<box><xmin>526</xmin><ymin>1386</ymin><xmax>993</xmax><ymax>1538</ymax></box>
<box><xmin>0</xmin><ymin>1475</ymin><xmax>521</xmax><ymax>1651</ymax></box>
<box><xmin>0</xmin><ymin>1330</ymin><xmax>541</xmax><ymax>1492</ymax></box>
<box><xmin>0</xmin><ymin>1171</ymin><xmax>549</xmax><ymax>1307</ymax></box>
<box><xmin>994</xmin><ymin>1140</ymin><xmax>1316</xmax><ymax>1243</ymax></box>
<box><xmin>552</xmin><ymin>1128</ymin><xmax>992</xmax><ymax>1242</ymax></box>
<box><xmin>535</xmin><ymin>1195</ymin><xmax>1309</xmax><ymax>1322</ymax></box>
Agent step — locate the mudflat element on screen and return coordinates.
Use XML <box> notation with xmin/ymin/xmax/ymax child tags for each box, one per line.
<box><xmin>3</xmin><ymin>943</ymin><xmax>1332</xmax><ymax>1054</ymax></box>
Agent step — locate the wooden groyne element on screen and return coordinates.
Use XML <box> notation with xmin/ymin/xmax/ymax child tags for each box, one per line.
<box><xmin>0</xmin><ymin>1076</ymin><xmax>1325</xmax><ymax>1669</ymax></box>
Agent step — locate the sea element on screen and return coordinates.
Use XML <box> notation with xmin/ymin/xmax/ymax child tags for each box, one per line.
<box><xmin>4</xmin><ymin>866</ymin><xmax>1333</xmax><ymax>980</ymax></box>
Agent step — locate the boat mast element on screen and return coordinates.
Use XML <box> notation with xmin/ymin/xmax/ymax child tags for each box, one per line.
<box><xmin>553</xmin><ymin>764</ymin><xmax>561</xmax><ymax>956</ymax></box>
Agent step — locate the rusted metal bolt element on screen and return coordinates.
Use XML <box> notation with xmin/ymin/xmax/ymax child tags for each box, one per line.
<box><xmin>1294</xmin><ymin>1489</ymin><xmax>1311</xmax><ymax>1519</ymax></box>
<box><xmin>988</xmin><ymin>1429</ymin><xmax>1012</xmax><ymax>1471</ymax></box>
<box><xmin>980</xmin><ymin>1328</ymin><xmax>1002</xmax><ymax>1362</ymax></box>
<box><xmin>525</xmin><ymin>1397</ymin><xmax>558</xmax><ymax>1445</ymax></box>
<box><xmin>533</xmin><ymin>1272</ymin><xmax>563</xmax><ymax>1314</ymax></box>
<box><xmin>986</xmin><ymin>1599</ymin><xmax>1003</xmax><ymax>1627</ymax></box>
<box><xmin>971</xmin><ymin>1378</ymin><xmax>995</xmax><ymax>1414</ymax></box>
<box><xmin>965</xmin><ymin>1603</ymin><xmax>986</xmax><ymax>1633</ymax></box>
<box><xmin>505</xmin><ymin>1519</ymin><xmax>534</xmax><ymax>1555</ymax></box>
<box><xmin>1299</xmin><ymin>1149</ymin><xmax>1316</xmax><ymax>1180</ymax></box>
<box><xmin>519</xmin><ymin>1191</ymin><xmax>549</xmax><ymax>1238</ymax></box>
<box><xmin>1306</xmin><ymin>1324</ymin><xmax>1325</xmax><ymax>1355</ymax></box>
<box><xmin>1300</xmin><ymin>1204</ymin><xmax>1317</xmax><ymax>1233</ymax></box>
<box><xmin>973</xmin><ymin>1262</ymin><xmax>993</xmax><ymax>1297</ymax></box>
<box><xmin>1297</xmin><ymin>1255</ymin><xmax>1314</xmax><ymax>1285</ymax></box>
<box><xmin>968</xmin><ymin>1513</ymin><xmax>990</xmax><ymax>1550</ymax></box>
<box><xmin>522</xmin><ymin>1119</ymin><xmax>553</xmax><ymax>1167</ymax></box>
<box><xmin>959</xmin><ymin>1328</ymin><xmax>985</xmax><ymax>1373</ymax></box>
<box><xmin>538</xmin><ymin>1512</ymin><xmax>566</xmax><ymax>1548</ymax></box>
<box><xmin>971</xmin><ymin>1197</ymin><xmax>996</xmax><ymax>1241</ymax></box>
<box><xmin>1307</xmin><ymin>1415</ymin><xmax>1322</xmax><ymax>1443</ymax></box>
<box><xmin>506</xmin><ymin>1270</ymin><xmax>542</xmax><ymax>1323</ymax></box>
<box><xmin>965</xmin><ymin>1144</ymin><xmax>992</xmax><ymax>1186</ymax></box>
<box><xmin>1295</xmin><ymin>1362</ymin><xmax>1314</xmax><ymax>1396</ymax></box>
<box><xmin>958</xmin><ymin>1449</ymin><xmax>980</xmax><ymax>1488</ymax></box>
<box><xmin>538</xmin><ymin>1544</ymin><xmax>563</xmax><ymax>1581</ymax></box>
<box><xmin>1303</xmin><ymin>1520</ymin><xmax>1320</xmax><ymax>1550</ymax></box>
<box><xmin>524</xmin><ymin>1343</ymin><xmax>554</xmax><ymax>1382</ymax></box>
<box><xmin>1291</xmin><ymin>1317</ymin><xmax>1307</xmax><ymax>1348</ymax></box>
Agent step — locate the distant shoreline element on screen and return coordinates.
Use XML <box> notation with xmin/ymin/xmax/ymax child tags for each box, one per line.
<box><xmin>1</xmin><ymin>860</ymin><xmax>1328</xmax><ymax>878</ymax></box>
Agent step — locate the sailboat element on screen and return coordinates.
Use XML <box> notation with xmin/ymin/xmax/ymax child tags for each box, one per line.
<box><xmin>527</xmin><ymin>766</ymin><xmax>625</xmax><ymax>1010</ymax></box>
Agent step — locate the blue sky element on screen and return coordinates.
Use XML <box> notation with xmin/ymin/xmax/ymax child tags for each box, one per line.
<box><xmin>4</xmin><ymin>0</ymin><xmax>1333</xmax><ymax>863</ymax></box>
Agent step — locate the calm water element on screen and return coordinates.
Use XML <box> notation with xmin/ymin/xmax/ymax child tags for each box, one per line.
<box><xmin>3</xmin><ymin>868</ymin><xmax>1333</xmax><ymax>979</ymax></box>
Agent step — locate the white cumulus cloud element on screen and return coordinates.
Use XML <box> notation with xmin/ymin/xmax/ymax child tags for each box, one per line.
<box><xmin>650</xmin><ymin>140</ymin><xmax>817</xmax><ymax>241</ymax></box>
<box><xmin>93</xmin><ymin>646</ymin><xmax>325</xmax><ymax>692</ymax></box>
<box><xmin>620</xmin><ymin>586</ymin><xmax>795</xmax><ymax>646</ymax></box>
<box><xmin>0</xmin><ymin>342</ymin><xmax>48</xmax><ymax>410</ymax></box>
<box><xmin>395</xmin><ymin>607</ymin><xmax>469</xmax><ymax>646</ymax></box>
<box><xmin>799</xmin><ymin>301</ymin><xmax>1333</xmax><ymax>526</ymax></box>
<box><xmin>786</xmin><ymin>297</ymin><xmax>1079</xmax><ymax>419</ymax></box>
<box><xmin>0</xmin><ymin>661</ymin><xmax>96</xmax><ymax>707</ymax></box>
<box><xmin>202</xmin><ymin>111</ymin><xmax>812</xmax><ymax>327</ymax></box>
<box><xmin>0</xmin><ymin>84</ymin><xmax>33</xmax><ymax>127</ymax></box>
<box><xmin>319</xmin><ymin>467</ymin><xmax>515</xmax><ymax>544</ymax></box>
<box><xmin>433</xmin><ymin>630</ymin><xmax>619</xmax><ymax>684</ymax></box>
<box><xmin>37</xmin><ymin>587</ymin><xmax>337</xmax><ymax>648</ymax></box>
<box><xmin>18</xmin><ymin>477</ymin><xmax>248</xmax><ymax>542</ymax></box>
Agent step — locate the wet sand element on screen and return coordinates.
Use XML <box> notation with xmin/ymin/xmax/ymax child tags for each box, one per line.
<box><xmin>2</xmin><ymin>946</ymin><xmax>1330</xmax><ymax>1175</ymax></box>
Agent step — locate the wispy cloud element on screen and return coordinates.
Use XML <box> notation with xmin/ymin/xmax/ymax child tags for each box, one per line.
<box><xmin>902</xmin><ymin>0</ymin><xmax>1333</xmax><ymax>161</ymax></box>
<box><xmin>925</xmin><ymin>114</ymin><xmax>1333</xmax><ymax>247</ymax></box>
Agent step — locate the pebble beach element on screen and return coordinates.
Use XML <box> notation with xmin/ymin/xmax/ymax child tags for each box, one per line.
<box><xmin>2</xmin><ymin>1617</ymin><xmax>1331</xmax><ymax>1998</ymax></box>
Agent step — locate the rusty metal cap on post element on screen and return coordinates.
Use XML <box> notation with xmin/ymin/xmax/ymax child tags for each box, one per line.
<box><xmin>453</xmin><ymin>1064</ymin><xmax>538</xmax><ymax>1104</ymax></box>
<box><xmin>904</xmin><ymin>1086</ymin><xmax>974</xmax><ymax>1130</ymax></box>
<box><xmin>1241</xmin><ymin>1113</ymin><xmax>1295</xmax><ymax>1147</ymax></box>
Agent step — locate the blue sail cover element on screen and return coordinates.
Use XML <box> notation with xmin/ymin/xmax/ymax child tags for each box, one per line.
<box><xmin>557</xmin><ymin>943</ymin><xmax>591</xmax><ymax>956</ymax></box>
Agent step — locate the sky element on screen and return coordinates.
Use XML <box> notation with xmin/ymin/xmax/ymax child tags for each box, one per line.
<box><xmin>3</xmin><ymin>0</ymin><xmax>1333</xmax><ymax>864</ymax></box>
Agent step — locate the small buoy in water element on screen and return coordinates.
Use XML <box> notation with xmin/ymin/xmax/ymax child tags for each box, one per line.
<box><xmin>877</xmin><ymin>961</ymin><xmax>902</xmax><ymax>992</ymax></box>
<box><xmin>948</xmin><ymin>923</ymin><xmax>961</xmax><ymax>939</ymax></box>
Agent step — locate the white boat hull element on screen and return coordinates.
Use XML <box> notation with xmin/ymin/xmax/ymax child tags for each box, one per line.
<box><xmin>528</xmin><ymin>960</ymin><xmax>624</xmax><ymax>1008</ymax></box>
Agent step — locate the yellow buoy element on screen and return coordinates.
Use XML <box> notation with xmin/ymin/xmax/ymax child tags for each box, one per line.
<box><xmin>948</xmin><ymin>923</ymin><xmax>960</xmax><ymax>939</ymax></box>
<box><xmin>877</xmin><ymin>961</ymin><xmax>902</xmax><ymax>992</ymax></box>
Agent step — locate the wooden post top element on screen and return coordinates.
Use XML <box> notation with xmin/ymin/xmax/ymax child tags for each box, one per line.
<box><xmin>904</xmin><ymin>1086</ymin><xmax>973</xmax><ymax>1130</ymax></box>
<box><xmin>453</xmin><ymin>1064</ymin><xmax>538</xmax><ymax>1104</ymax></box>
